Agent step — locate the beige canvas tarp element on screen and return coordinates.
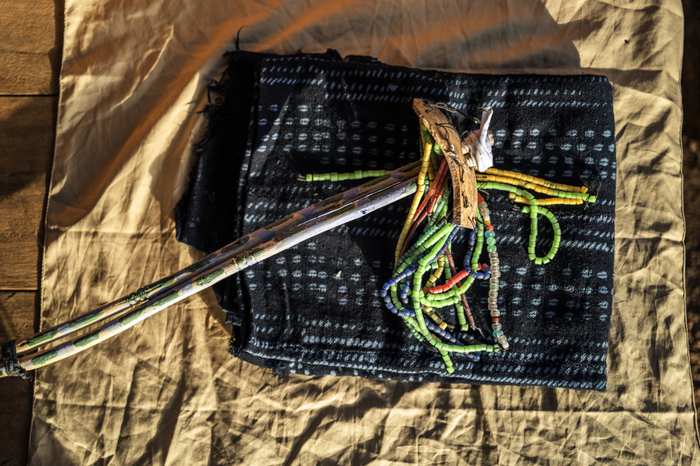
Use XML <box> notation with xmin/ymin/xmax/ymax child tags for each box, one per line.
<box><xmin>29</xmin><ymin>0</ymin><xmax>695</xmax><ymax>464</ymax></box>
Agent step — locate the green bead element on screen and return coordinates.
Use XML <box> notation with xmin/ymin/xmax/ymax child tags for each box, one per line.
<box><xmin>535</xmin><ymin>258</ymin><xmax>543</xmax><ymax>265</ymax></box>
<box><xmin>528</xmin><ymin>253</ymin><xmax>536</xmax><ymax>260</ymax></box>
<box><xmin>486</xmin><ymin>237</ymin><xmax>495</xmax><ymax>245</ymax></box>
<box><xmin>486</xmin><ymin>245</ymin><xmax>497</xmax><ymax>253</ymax></box>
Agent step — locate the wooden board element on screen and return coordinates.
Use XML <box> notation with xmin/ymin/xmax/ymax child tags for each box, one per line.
<box><xmin>0</xmin><ymin>0</ymin><xmax>61</xmax><ymax>95</ymax></box>
<box><xmin>0</xmin><ymin>291</ymin><xmax>37</xmax><ymax>466</ymax></box>
<box><xmin>412</xmin><ymin>99</ymin><xmax>478</xmax><ymax>229</ymax></box>
<box><xmin>0</xmin><ymin>0</ymin><xmax>61</xmax><ymax>463</ymax></box>
<box><xmin>0</xmin><ymin>96</ymin><xmax>57</xmax><ymax>290</ymax></box>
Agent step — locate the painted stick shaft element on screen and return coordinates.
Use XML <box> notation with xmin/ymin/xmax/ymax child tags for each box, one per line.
<box><xmin>0</xmin><ymin>168</ymin><xmax>419</xmax><ymax>377</ymax></box>
<box><xmin>10</xmin><ymin>160</ymin><xmax>421</xmax><ymax>359</ymax></box>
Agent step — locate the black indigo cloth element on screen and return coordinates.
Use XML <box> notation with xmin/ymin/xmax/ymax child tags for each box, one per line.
<box><xmin>175</xmin><ymin>51</ymin><xmax>615</xmax><ymax>390</ymax></box>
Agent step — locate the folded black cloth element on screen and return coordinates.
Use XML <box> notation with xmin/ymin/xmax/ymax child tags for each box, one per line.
<box><xmin>175</xmin><ymin>50</ymin><xmax>615</xmax><ymax>390</ymax></box>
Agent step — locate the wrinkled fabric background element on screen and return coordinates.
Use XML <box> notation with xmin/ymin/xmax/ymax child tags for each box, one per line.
<box><xmin>31</xmin><ymin>0</ymin><xmax>695</xmax><ymax>464</ymax></box>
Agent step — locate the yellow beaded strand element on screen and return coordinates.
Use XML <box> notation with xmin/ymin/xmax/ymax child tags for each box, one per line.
<box><xmin>483</xmin><ymin>167</ymin><xmax>587</xmax><ymax>193</ymax></box>
<box><xmin>508</xmin><ymin>194</ymin><xmax>584</xmax><ymax>206</ymax></box>
<box><xmin>424</xmin><ymin>306</ymin><xmax>449</xmax><ymax>330</ymax></box>
<box><xmin>427</xmin><ymin>158</ymin><xmax>436</xmax><ymax>183</ymax></box>
<box><xmin>395</xmin><ymin>141</ymin><xmax>433</xmax><ymax>263</ymax></box>
<box><xmin>425</xmin><ymin>254</ymin><xmax>446</xmax><ymax>288</ymax></box>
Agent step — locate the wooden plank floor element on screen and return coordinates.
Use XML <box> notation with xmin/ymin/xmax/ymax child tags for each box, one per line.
<box><xmin>0</xmin><ymin>0</ymin><xmax>61</xmax><ymax>464</ymax></box>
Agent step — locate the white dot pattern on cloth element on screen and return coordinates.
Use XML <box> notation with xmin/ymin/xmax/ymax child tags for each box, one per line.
<box><xmin>197</xmin><ymin>54</ymin><xmax>619</xmax><ymax>390</ymax></box>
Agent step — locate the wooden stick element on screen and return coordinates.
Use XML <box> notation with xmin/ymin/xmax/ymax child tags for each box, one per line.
<box><xmin>8</xmin><ymin>160</ymin><xmax>421</xmax><ymax>361</ymax></box>
<box><xmin>0</xmin><ymin>163</ymin><xmax>420</xmax><ymax>378</ymax></box>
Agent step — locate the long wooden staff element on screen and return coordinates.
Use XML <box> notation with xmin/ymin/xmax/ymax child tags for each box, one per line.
<box><xmin>0</xmin><ymin>162</ymin><xmax>421</xmax><ymax>379</ymax></box>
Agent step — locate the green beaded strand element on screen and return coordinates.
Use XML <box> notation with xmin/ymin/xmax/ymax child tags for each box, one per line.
<box><xmin>522</xmin><ymin>205</ymin><xmax>561</xmax><ymax>264</ymax></box>
<box><xmin>478</xmin><ymin>181</ymin><xmax>566</xmax><ymax>264</ymax></box>
<box><xmin>304</xmin><ymin>170</ymin><xmax>391</xmax><ymax>182</ymax></box>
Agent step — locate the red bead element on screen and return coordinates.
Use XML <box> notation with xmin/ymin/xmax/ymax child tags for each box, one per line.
<box><xmin>492</xmin><ymin>317</ymin><xmax>500</xmax><ymax>322</ymax></box>
<box><xmin>486</xmin><ymin>225</ymin><xmax>494</xmax><ymax>231</ymax></box>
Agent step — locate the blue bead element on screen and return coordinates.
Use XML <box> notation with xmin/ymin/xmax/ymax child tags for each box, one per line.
<box><xmin>380</xmin><ymin>289</ymin><xmax>387</xmax><ymax>298</ymax></box>
<box><xmin>464</xmin><ymin>253</ymin><xmax>473</xmax><ymax>270</ymax></box>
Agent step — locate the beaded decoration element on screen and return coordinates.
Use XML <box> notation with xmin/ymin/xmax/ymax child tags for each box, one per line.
<box><xmin>300</xmin><ymin>170</ymin><xmax>390</xmax><ymax>182</ymax></box>
<box><xmin>305</xmin><ymin>114</ymin><xmax>596</xmax><ymax>374</ymax></box>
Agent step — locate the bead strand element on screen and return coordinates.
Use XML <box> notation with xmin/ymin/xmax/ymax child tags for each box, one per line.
<box><xmin>399</xmin><ymin>185</ymin><xmax>452</xmax><ymax>258</ymax></box>
<box><xmin>425</xmin><ymin>254</ymin><xmax>447</xmax><ymax>288</ymax></box>
<box><xmin>393</xmin><ymin>218</ymin><xmax>449</xmax><ymax>276</ymax></box>
<box><xmin>483</xmin><ymin>167</ymin><xmax>588</xmax><ymax>193</ymax></box>
<box><xmin>478</xmin><ymin>197</ymin><xmax>509</xmax><ymax>351</ymax></box>
<box><xmin>395</xmin><ymin>141</ymin><xmax>435</xmax><ymax>263</ymax></box>
<box><xmin>445</xmin><ymin>246</ymin><xmax>473</xmax><ymax>330</ymax></box>
<box><xmin>304</xmin><ymin>170</ymin><xmax>391</xmax><ymax>182</ymax></box>
<box><xmin>508</xmin><ymin>194</ymin><xmax>587</xmax><ymax>206</ymax></box>
<box><xmin>522</xmin><ymin>205</ymin><xmax>561</xmax><ymax>265</ymax></box>
<box><xmin>381</xmin><ymin>142</ymin><xmax>596</xmax><ymax>372</ymax></box>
